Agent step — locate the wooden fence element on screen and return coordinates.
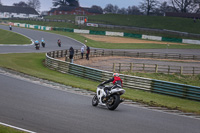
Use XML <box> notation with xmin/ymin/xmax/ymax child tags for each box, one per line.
<box><xmin>113</xmin><ymin>63</ymin><xmax>200</xmax><ymax>75</ymax></box>
<box><xmin>48</xmin><ymin>49</ymin><xmax>200</xmax><ymax>61</ymax></box>
<box><xmin>45</xmin><ymin>49</ymin><xmax>200</xmax><ymax>101</ymax></box>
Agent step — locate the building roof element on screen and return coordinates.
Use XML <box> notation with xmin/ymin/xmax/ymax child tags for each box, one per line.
<box><xmin>49</xmin><ymin>6</ymin><xmax>103</xmax><ymax>14</ymax></box>
<box><xmin>0</xmin><ymin>5</ymin><xmax>39</xmax><ymax>15</ymax></box>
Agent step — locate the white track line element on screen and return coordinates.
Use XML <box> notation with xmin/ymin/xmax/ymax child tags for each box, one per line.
<box><xmin>0</xmin><ymin>122</ymin><xmax>36</xmax><ymax>133</ymax></box>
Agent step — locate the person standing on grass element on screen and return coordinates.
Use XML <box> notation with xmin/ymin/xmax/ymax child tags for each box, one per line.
<box><xmin>69</xmin><ymin>47</ymin><xmax>74</xmax><ymax>63</ymax></box>
<box><xmin>86</xmin><ymin>46</ymin><xmax>90</xmax><ymax>60</ymax></box>
<box><xmin>81</xmin><ymin>46</ymin><xmax>84</xmax><ymax>59</ymax></box>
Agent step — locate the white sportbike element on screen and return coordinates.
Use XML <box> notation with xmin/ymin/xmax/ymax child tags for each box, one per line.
<box><xmin>92</xmin><ymin>84</ymin><xmax>125</xmax><ymax>110</ymax></box>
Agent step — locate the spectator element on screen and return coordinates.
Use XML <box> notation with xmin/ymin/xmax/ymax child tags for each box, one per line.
<box><xmin>81</xmin><ymin>46</ymin><xmax>84</xmax><ymax>59</ymax></box>
<box><xmin>193</xmin><ymin>18</ymin><xmax>196</xmax><ymax>23</ymax></box>
<box><xmin>69</xmin><ymin>47</ymin><xmax>74</xmax><ymax>63</ymax></box>
<box><xmin>86</xmin><ymin>46</ymin><xmax>90</xmax><ymax>60</ymax></box>
<box><xmin>9</xmin><ymin>25</ymin><xmax>12</xmax><ymax>30</ymax></box>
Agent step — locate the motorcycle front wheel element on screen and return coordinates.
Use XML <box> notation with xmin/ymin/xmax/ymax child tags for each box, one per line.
<box><xmin>106</xmin><ymin>94</ymin><xmax>120</xmax><ymax>110</ymax></box>
<box><xmin>92</xmin><ymin>94</ymin><xmax>98</xmax><ymax>106</ymax></box>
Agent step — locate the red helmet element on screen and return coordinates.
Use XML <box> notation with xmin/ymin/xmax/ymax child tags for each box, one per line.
<box><xmin>113</xmin><ymin>73</ymin><xmax>119</xmax><ymax>77</ymax></box>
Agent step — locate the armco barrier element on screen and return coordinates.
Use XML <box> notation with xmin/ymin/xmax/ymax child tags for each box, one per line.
<box><xmin>45</xmin><ymin>50</ymin><xmax>200</xmax><ymax>101</ymax></box>
<box><xmin>11</xmin><ymin>22</ymin><xmax>200</xmax><ymax>45</ymax></box>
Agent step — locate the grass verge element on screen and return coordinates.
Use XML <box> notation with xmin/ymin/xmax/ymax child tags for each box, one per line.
<box><xmin>0</xmin><ymin>125</ymin><xmax>25</xmax><ymax>133</ymax></box>
<box><xmin>47</xmin><ymin>30</ymin><xmax>200</xmax><ymax>49</ymax></box>
<box><xmin>0</xmin><ymin>53</ymin><xmax>199</xmax><ymax>114</ymax></box>
<box><xmin>0</xmin><ymin>28</ymin><xmax>31</xmax><ymax>45</ymax></box>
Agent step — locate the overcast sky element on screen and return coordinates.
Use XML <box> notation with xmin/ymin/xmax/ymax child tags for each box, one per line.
<box><xmin>1</xmin><ymin>0</ymin><xmax>143</xmax><ymax>11</ymax></box>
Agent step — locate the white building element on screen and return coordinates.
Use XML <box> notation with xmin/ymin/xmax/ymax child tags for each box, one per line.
<box><xmin>0</xmin><ymin>5</ymin><xmax>39</xmax><ymax>18</ymax></box>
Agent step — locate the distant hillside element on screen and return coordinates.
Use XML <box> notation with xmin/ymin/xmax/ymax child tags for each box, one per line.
<box><xmin>45</xmin><ymin>14</ymin><xmax>200</xmax><ymax>35</ymax></box>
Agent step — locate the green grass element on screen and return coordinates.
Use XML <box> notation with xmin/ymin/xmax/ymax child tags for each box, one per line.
<box><xmin>0</xmin><ymin>53</ymin><xmax>200</xmax><ymax>114</ymax></box>
<box><xmin>0</xmin><ymin>125</ymin><xmax>25</xmax><ymax>133</ymax></box>
<box><xmin>0</xmin><ymin>28</ymin><xmax>31</xmax><ymax>45</ymax></box>
<box><xmin>45</xmin><ymin>14</ymin><xmax>200</xmax><ymax>34</ymax></box>
<box><xmin>7</xmin><ymin>14</ymin><xmax>200</xmax><ymax>40</ymax></box>
<box><xmin>48</xmin><ymin>30</ymin><xmax>200</xmax><ymax>49</ymax></box>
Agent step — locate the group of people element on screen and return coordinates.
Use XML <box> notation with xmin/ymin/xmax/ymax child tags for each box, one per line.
<box><xmin>34</xmin><ymin>38</ymin><xmax>45</xmax><ymax>49</ymax></box>
<box><xmin>68</xmin><ymin>45</ymin><xmax>90</xmax><ymax>63</ymax></box>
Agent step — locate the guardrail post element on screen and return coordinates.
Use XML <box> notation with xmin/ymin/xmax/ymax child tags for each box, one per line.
<box><xmin>57</xmin><ymin>51</ymin><xmax>59</xmax><ymax>58</ymax></box>
<box><xmin>53</xmin><ymin>51</ymin><xmax>55</xmax><ymax>58</ymax></box>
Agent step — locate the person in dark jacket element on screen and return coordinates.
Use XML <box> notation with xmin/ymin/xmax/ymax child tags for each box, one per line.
<box><xmin>86</xmin><ymin>46</ymin><xmax>90</xmax><ymax>60</ymax></box>
<box><xmin>100</xmin><ymin>73</ymin><xmax>123</xmax><ymax>96</ymax></box>
<box><xmin>69</xmin><ymin>47</ymin><xmax>74</xmax><ymax>63</ymax></box>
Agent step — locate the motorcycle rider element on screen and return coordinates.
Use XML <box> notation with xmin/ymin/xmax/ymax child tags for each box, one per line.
<box><xmin>100</xmin><ymin>73</ymin><xmax>123</xmax><ymax>97</ymax></box>
<box><xmin>57</xmin><ymin>39</ymin><xmax>61</xmax><ymax>47</ymax></box>
<box><xmin>41</xmin><ymin>38</ymin><xmax>45</xmax><ymax>47</ymax></box>
<box><xmin>34</xmin><ymin>40</ymin><xmax>40</xmax><ymax>49</ymax></box>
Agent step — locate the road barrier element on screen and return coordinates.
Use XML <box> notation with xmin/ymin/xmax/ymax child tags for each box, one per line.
<box><xmin>6</xmin><ymin>22</ymin><xmax>200</xmax><ymax>45</ymax></box>
<box><xmin>45</xmin><ymin>49</ymin><xmax>200</xmax><ymax>101</ymax></box>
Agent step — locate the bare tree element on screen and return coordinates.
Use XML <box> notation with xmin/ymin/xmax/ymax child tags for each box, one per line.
<box><xmin>13</xmin><ymin>1</ymin><xmax>29</xmax><ymax>7</ymax></box>
<box><xmin>53</xmin><ymin>0</ymin><xmax>79</xmax><ymax>7</ymax></box>
<box><xmin>27</xmin><ymin>0</ymin><xmax>41</xmax><ymax>11</ymax></box>
<box><xmin>127</xmin><ymin>6</ymin><xmax>141</xmax><ymax>15</ymax></box>
<box><xmin>104</xmin><ymin>4</ymin><xmax>119</xmax><ymax>14</ymax></box>
<box><xmin>139</xmin><ymin>0</ymin><xmax>160</xmax><ymax>15</ymax></box>
<box><xmin>91</xmin><ymin>5</ymin><xmax>103</xmax><ymax>13</ymax></box>
<box><xmin>170</xmin><ymin>0</ymin><xmax>200</xmax><ymax>13</ymax></box>
<box><xmin>118</xmin><ymin>7</ymin><xmax>127</xmax><ymax>14</ymax></box>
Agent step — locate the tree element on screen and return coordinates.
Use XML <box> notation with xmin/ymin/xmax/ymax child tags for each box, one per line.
<box><xmin>139</xmin><ymin>0</ymin><xmax>159</xmax><ymax>15</ymax></box>
<box><xmin>53</xmin><ymin>0</ymin><xmax>79</xmax><ymax>7</ymax></box>
<box><xmin>13</xmin><ymin>1</ymin><xmax>29</xmax><ymax>7</ymax></box>
<box><xmin>127</xmin><ymin>6</ymin><xmax>141</xmax><ymax>15</ymax></box>
<box><xmin>118</xmin><ymin>8</ymin><xmax>127</xmax><ymax>14</ymax></box>
<box><xmin>91</xmin><ymin>5</ymin><xmax>103</xmax><ymax>13</ymax></box>
<box><xmin>104</xmin><ymin>4</ymin><xmax>119</xmax><ymax>14</ymax></box>
<box><xmin>27</xmin><ymin>0</ymin><xmax>41</xmax><ymax>11</ymax></box>
<box><xmin>170</xmin><ymin>0</ymin><xmax>200</xmax><ymax>13</ymax></box>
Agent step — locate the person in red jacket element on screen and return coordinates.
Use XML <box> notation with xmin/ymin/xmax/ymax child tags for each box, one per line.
<box><xmin>100</xmin><ymin>73</ymin><xmax>123</xmax><ymax>97</ymax></box>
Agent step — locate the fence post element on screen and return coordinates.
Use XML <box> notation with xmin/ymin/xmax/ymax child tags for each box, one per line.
<box><xmin>168</xmin><ymin>66</ymin><xmax>170</xmax><ymax>74</ymax></box>
<box><xmin>155</xmin><ymin>64</ymin><xmax>158</xmax><ymax>73</ymax></box>
<box><xmin>113</xmin><ymin>63</ymin><xmax>115</xmax><ymax>72</ymax></box>
<box><xmin>130</xmin><ymin>63</ymin><xmax>133</xmax><ymax>72</ymax></box>
<box><xmin>193</xmin><ymin>67</ymin><xmax>195</xmax><ymax>76</ymax></box>
<box><xmin>143</xmin><ymin>64</ymin><xmax>145</xmax><ymax>72</ymax></box>
<box><xmin>119</xmin><ymin>63</ymin><xmax>121</xmax><ymax>72</ymax></box>
<box><xmin>180</xmin><ymin>66</ymin><xmax>183</xmax><ymax>75</ymax></box>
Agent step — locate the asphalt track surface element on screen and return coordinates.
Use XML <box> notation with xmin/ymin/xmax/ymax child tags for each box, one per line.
<box><xmin>0</xmin><ymin>25</ymin><xmax>200</xmax><ymax>133</ymax></box>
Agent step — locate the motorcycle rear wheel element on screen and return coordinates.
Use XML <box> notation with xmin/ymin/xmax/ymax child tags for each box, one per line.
<box><xmin>92</xmin><ymin>94</ymin><xmax>98</xmax><ymax>106</ymax></box>
<box><xmin>106</xmin><ymin>95</ymin><xmax>120</xmax><ymax>110</ymax></box>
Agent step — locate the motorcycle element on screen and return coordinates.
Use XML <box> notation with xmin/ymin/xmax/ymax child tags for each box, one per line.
<box><xmin>35</xmin><ymin>43</ymin><xmax>40</xmax><ymax>50</ymax></box>
<box><xmin>92</xmin><ymin>84</ymin><xmax>125</xmax><ymax>110</ymax></box>
<box><xmin>58</xmin><ymin>42</ymin><xmax>61</xmax><ymax>47</ymax></box>
<box><xmin>41</xmin><ymin>42</ymin><xmax>45</xmax><ymax>47</ymax></box>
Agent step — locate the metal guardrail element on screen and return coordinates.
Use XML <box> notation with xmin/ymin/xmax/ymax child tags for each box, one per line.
<box><xmin>45</xmin><ymin>50</ymin><xmax>200</xmax><ymax>101</ymax></box>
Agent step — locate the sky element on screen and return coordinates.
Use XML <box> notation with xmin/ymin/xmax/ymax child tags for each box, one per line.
<box><xmin>1</xmin><ymin>0</ymin><xmax>142</xmax><ymax>12</ymax></box>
